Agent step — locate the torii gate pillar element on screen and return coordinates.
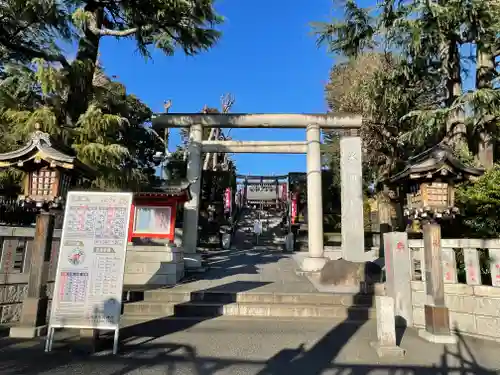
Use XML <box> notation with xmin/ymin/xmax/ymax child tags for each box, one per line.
<box><xmin>301</xmin><ymin>123</ymin><xmax>327</xmax><ymax>271</ymax></box>
<box><xmin>182</xmin><ymin>123</ymin><xmax>203</xmax><ymax>269</ymax></box>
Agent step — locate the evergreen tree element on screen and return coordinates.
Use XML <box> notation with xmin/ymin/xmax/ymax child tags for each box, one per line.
<box><xmin>0</xmin><ymin>0</ymin><xmax>223</xmax><ymax>192</ymax></box>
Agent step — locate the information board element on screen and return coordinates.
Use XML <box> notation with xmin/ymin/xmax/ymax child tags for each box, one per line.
<box><xmin>48</xmin><ymin>191</ymin><xmax>133</xmax><ymax>331</ymax></box>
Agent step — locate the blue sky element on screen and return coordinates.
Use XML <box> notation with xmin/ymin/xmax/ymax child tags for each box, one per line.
<box><xmin>98</xmin><ymin>0</ymin><xmax>340</xmax><ymax>176</ymax></box>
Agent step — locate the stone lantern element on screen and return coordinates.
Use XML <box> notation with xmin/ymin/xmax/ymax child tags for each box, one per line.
<box><xmin>2</xmin><ymin>127</ymin><xmax>95</xmax><ymax>339</ymax></box>
<box><xmin>0</xmin><ymin>127</ymin><xmax>95</xmax><ymax>210</ymax></box>
<box><xmin>388</xmin><ymin>144</ymin><xmax>484</xmax><ymax>221</ymax></box>
<box><xmin>386</xmin><ymin>143</ymin><xmax>484</xmax><ymax>343</ymax></box>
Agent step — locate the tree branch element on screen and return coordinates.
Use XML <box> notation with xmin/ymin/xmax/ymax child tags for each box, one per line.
<box><xmin>97</xmin><ymin>27</ymin><xmax>138</xmax><ymax>36</ymax></box>
<box><xmin>0</xmin><ymin>37</ymin><xmax>70</xmax><ymax>68</ymax></box>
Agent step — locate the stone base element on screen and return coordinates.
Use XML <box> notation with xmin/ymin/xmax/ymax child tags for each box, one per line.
<box><xmin>10</xmin><ymin>325</ymin><xmax>47</xmax><ymax>338</ymax></box>
<box><xmin>76</xmin><ymin>329</ymin><xmax>100</xmax><ymax>354</ymax></box>
<box><xmin>301</xmin><ymin>257</ymin><xmax>327</xmax><ymax>272</ymax></box>
<box><xmin>285</xmin><ymin>233</ymin><xmax>294</xmax><ymax>252</ymax></box>
<box><xmin>418</xmin><ymin>329</ymin><xmax>458</xmax><ymax>344</ymax></box>
<box><xmin>370</xmin><ymin>341</ymin><xmax>406</xmax><ymax>358</ymax></box>
<box><xmin>424</xmin><ymin>304</ymin><xmax>452</xmax><ymax>336</ymax></box>
<box><xmin>184</xmin><ymin>253</ymin><xmax>203</xmax><ymax>269</ymax></box>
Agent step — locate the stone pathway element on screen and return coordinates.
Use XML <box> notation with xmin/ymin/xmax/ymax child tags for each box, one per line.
<box><xmin>174</xmin><ymin>209</ymin><xmax>318</xmax><ymax>294</ymax></box>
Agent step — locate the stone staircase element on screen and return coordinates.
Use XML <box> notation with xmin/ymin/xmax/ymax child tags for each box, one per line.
<box><xmin>122</xmin><ymin>207</ymin><xmax>376</xmax><ymax>323</ymax></box>
<box><xmin>122</xmin><ymin>289</ymin><xmax>376</xmax><ymax>321</ymax></box>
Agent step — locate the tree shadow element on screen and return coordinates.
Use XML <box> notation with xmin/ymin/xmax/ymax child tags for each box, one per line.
<box><xmin>0</xmin><ymin>316</ymin><xmax>496</xmax><ymax>374</ymax></box>
<box><xmin>117</xmin><ymin>280</ymin><xmax>274</xmax><ymax>349</ymax></box>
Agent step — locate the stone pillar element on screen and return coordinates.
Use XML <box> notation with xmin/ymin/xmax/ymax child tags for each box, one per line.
<box><xmin>370</xmin><ymin>296</ymin><xmax>406</xmax><ymax>358</ymax></box>
<box><xmin>301</xmin><ymin>123</ymin><xmax>326</xmax><ymax>272</ymax></box>
<box><xmin>10</xmin><ymin>213</ymin><xmax>54</xmax><ymax>338</ymax></box>
<box><xmin>383</xmin><ymin>232</ymin><xmax>413</xmax><ymax>326</ymax></box>
<box><xmin>183</xmin><ymin>123</ymin><xmax>203</xmax><ymax>269</ymax></box>
<box><xmin>377</xmin><ymin>189</ymin><xmax>393</xmax><ymax>256</ymax></box>
<box><xmin>340</xmin><ymin>132</ymin><xmax>365</xmax><ymax>262</ymax></box>
<box><xmin>418</xmin><ymin>223</ymin><xmax>457</xmax><ymax>344</ymax></box>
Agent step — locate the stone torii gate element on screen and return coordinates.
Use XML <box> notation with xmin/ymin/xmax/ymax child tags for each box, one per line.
<box><xmin>152</xmin><ymin>113</ymin><xmax>365</xmax><ymax>271</ymax></box>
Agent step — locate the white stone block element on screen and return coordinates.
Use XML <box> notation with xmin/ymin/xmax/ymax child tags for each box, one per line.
<box><xmin>413</xmin><ymin>307</ymin><xmax>425</xmax><ymax>327</ymax></box>
<box><xmin>489</xmin><ymin>249</ymin><xmax>500</xmax><ymax>287</ymax></box>
<box><xmin>442</xmin><ymin>248</ymin><xmax>457</xmax><ymax>284</ymax></box>
<box><xmin>125</xmin><ymin>262</ymin><xmax>178</xmax><ymax>275</ymax></box>
<box><xmin>375</xmin><ymin>296</ymin><xmax>397</xmax><ymax>345</ymax></box>
<box><xmin>418</xmin><ymin>329</ymin><xmax>457</xmax><ymax>344</ymax></box>
<box><xmin>464</xmin><ymin>248</ymin><xmax>481</xmax><ymax>285</ymax></box>
<box><xmin>444</xmin><ymin>294</ymin><xmax>475</xmax><ymax>313</ymax></box>
<box><xmin>449</xmin><ymin>312</ymin><xmax>476</xmax><ymax>334</ymax></box>
<box><xmin>370</xmin><ymin>295</ymin><xmax>406</xmax><ymax>358</ymax></box>
<box><xmin>474</xmin><ymin>297</ymin><xmax>500</xmax><ymax>317</ymax></box>
<box><xmin>475</xmin><ymin>316</ymin><xmax>500</xmax><ymax>338</ymax></box>
<box><xmin>474</xmin><ymin>285</ymin><xmax>500</xmax><ymax>298</ymax></box>
<box><xmin>123</xmin><ymin>273</ymin><xmax>179</xmax><ymax>286</ymax></box>
<box><xmin>384</xmin><ymin>232</ymin><xmax>413</xmax><ymax>326</ymax></box>
<box><xmin>126</xmin><ymin>251</ymin><xmax>182</xmax><ymax>264</ymax></box>
<box><xmin>412</xmin><ymin>291</ymin><xmax>426</xmax><ymax>307</ymax></box>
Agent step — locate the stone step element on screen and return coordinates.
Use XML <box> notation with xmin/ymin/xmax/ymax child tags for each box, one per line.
<box><xmin>119</xmin><ymin>315</ymin><xmax>357</xmax><ymax>329</ymax></box>
<box><xmin>144</xmin><ymin>290</ymin><xmax>374</xmax><ymax>306</ymax></box>
<box><xmin>123</xmin><ymin>301</ymin><xmax>375</xmax><ymax>320</ymax></box>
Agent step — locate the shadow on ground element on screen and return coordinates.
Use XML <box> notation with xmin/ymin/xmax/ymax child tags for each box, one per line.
<box><xmin>0</xmin><ymin>317</ymin><xmax>495</xmax><ymax>375</ymax></box>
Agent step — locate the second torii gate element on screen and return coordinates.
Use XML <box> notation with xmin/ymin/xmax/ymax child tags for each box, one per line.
<box><xmin>152</xmin><ymin>113</ymin><xmax>365</xmax><ymax>272</ymax></box>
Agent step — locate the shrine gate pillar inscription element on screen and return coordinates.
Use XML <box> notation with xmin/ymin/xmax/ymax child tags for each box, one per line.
<box><xmin>183</xmin><ymin>123</ymin><xmax>203</xmax><ymax>269</ymax></box>
<box><xmin>301</xmin><ymin>123</ymin><xmax>327</xmax><ymax>272</ymax></box>
<box><xmin>340</xmin><ymin>131</ymin><xmax>365</xmax><ymax>261</ymax></box>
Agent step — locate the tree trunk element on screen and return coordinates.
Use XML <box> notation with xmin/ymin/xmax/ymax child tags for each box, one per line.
<box><xmin>66</xmin><ymin>5</ymin><xmax>103</xmax><ymax>124</ymax></box>
<box><xmin>443</xmin><ymin>39</ymin><xmax>466</xmax><ymax>151</ymax></box>
<box><xmin>475</xmin><ymin>46</ymin><xmax>496</xmax><ymax>169</ymax></box>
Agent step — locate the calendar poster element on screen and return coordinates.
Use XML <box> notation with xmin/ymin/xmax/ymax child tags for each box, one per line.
<box><xmin>48</xmin><ymin>191</ymin><xmax>133</xmax><ymax>330</ymax></box>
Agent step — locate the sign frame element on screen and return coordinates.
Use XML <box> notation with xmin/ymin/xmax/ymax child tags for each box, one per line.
<box><xmin>45</xmin><ymin>191</ymin><xmax>134</xmax><ymax>355</ymax></box>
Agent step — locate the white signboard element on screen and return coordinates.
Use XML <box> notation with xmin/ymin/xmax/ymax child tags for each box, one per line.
<box><xmin>47</xmin><ymin>191</ymin><xmax>133</xmax><ymax>336</ymax></box>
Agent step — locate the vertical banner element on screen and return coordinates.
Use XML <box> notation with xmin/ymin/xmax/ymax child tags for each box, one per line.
<box><xmin>280</xmin><ymin>183</ymin><xmax>287</xmax><ymax>201</ymax></box>
<box><xmin>291</xmin><ymin>192</ymin><xmax>298</xmax><ymax>224</ymax></box>
<box><xmin>224</xmin><ymin>187</ymin><xmax>232</xmax><ymax>215</ymax></box>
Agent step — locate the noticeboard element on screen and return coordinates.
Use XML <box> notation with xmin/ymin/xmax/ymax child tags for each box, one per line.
<box><xmin>48</xmin><ymin>191</ymin><xmax>133</xmax><ymax>330</ymax></box>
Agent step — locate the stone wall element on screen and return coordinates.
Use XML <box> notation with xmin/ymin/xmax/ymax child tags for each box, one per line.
<box><xmin>124</xmin><ymin>244</ymin><xmax>184</xmax><ymax>286</ymax></box>
<box><xmin>0</xmin><ymin>226</ymin><xmax>186</xmax><ymax>324</ymax></box>
<box><xmin>0</xmin><ymin>226</ymin><xmax>61</xmax><ymax>323</ymax></box>
<box><xmin>411</xmin><ymin>281</ymin><xmax>500</xmax><ymax>342</ymax></box>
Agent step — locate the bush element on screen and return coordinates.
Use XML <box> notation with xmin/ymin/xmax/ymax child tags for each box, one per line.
<box><xmin>456</xmin><ymin>165</ymin><xmax>500</xmax><ymax>237</ymax></box>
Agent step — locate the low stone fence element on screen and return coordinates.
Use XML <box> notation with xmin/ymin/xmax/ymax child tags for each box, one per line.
<box><xmin>408</xmin><ymin>238</ymin><xmax>500</xmax><ymax>342</ymax></box>
<box><xmin>0</xmin><ymin>226</ymin><xmax>62</xmax><ymax>323</ymax></box>
<box><xmin>0</xmin><ymin>225</ymin><xmax>186</xmax><ymax>323</ymax></box>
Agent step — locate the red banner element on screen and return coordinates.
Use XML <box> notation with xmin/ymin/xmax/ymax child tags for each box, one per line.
<box><xmin>291</xmin><ymin>192</ymin><xmax>298</xmax><ymax>224</ymax></box>
<box><xmin>224</xmin><ymin>188</ymin><xmax>232</xmax><ymax>214</ymax></box>
<box><xmin>280</xmin><ymin>183</ymin><xmax>287</xmax><ymax>201</ymax></box>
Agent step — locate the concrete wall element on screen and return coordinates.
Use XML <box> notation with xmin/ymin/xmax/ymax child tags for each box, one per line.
<box><xmin>411</xmin><ymin>281</ymin><xmax>500</xmax><ymax>342</ymax></box>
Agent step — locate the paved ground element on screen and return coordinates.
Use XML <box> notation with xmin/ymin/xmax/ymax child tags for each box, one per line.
<box><xmin>173</xmin><ymin>209</ymin><xmax>318</xmax><ymax>294</ymax></box>
<box><xmin>2</xmin><ymin>209</ymin><xmax>499</xmax><ymax>374</ymax></box>
<box><xmin>1</xmin><ymin>317</ymin><xmax>499</xmax><ymax>374</ymax></box>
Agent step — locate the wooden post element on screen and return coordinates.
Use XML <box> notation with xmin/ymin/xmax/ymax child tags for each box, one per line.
<box><xmin>10</xmin><ymin>213</ymin><xmax>54</xmax><ymax>338</ymax></box>
<box><xmin>418</xmin><ymin>223</ymin><xmax>457</xmax><ymax>344</ymax></box>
